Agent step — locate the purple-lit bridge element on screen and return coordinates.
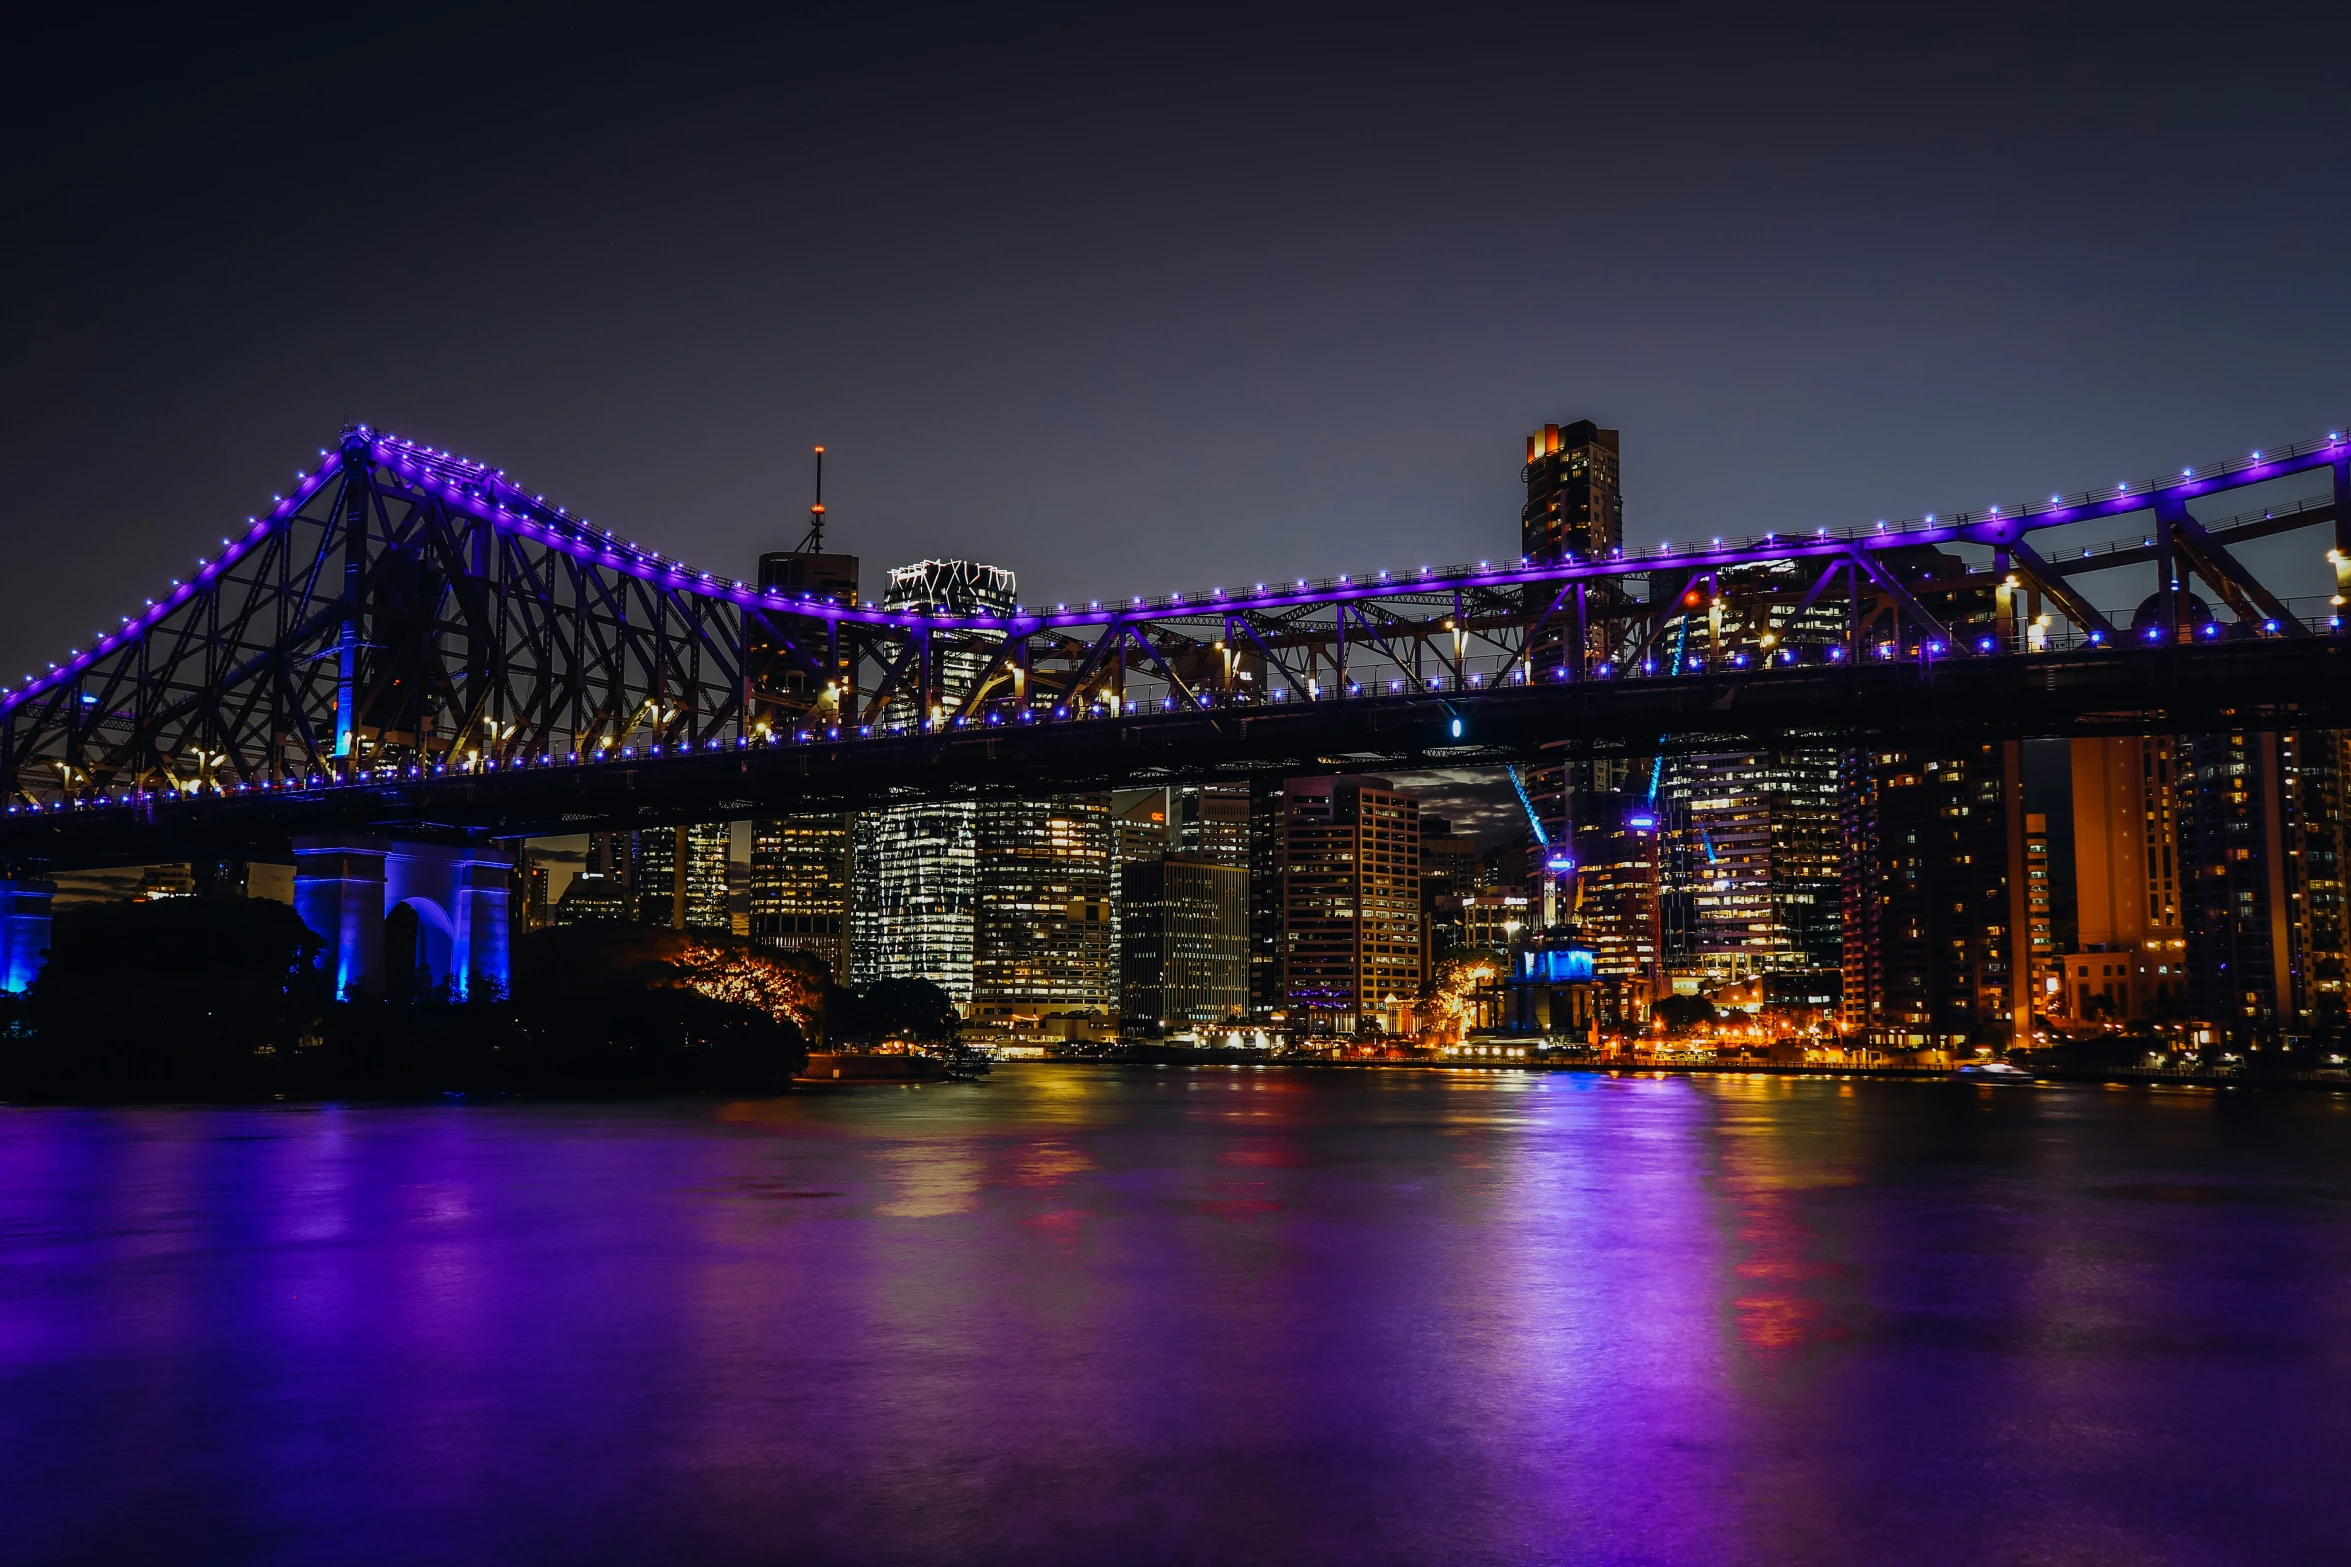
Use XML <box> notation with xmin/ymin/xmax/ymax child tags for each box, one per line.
<box><xmin>2</xmin><ymin>422</ymin><xmax>2348</xmax><ymax>878</ymax></box>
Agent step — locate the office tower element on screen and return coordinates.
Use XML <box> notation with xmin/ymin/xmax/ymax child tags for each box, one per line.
<box><xmin>2065</xmin><ymin>735</ymin><xmax>2187</xmax><ymax>1023</ymax></box>
<box><xmin>1173</xmin><ymin>782</ymin><xmax>1252</xmax><ymax>867</ymax></box>
<box><xmin>1521</xmin><ymin>420</ymin><xmax>1621</xmax><ymax>562</ymax></box>
<box><xmin>1569</xmin><ymin>790</ymin><xmax>1664</xmax><ymax>1021</ymax></box>
<box><xmin>1839</xmin><ymin>744</ymin><xmax>2026</xmax><ymax>1049</ymax></box>
<box><xmin>552</xmin><ymin>868</ymin><xmax>631</xmax><ymax>926</ymax></box>
<box><xmin>849</xmin><ymin>559</ymin><xmax>1016</xmax><ymax>1001</ymax></box>
<box><xmin>971</xmin><ymin>794</ymin><xmax>1115</xmax><ymax>1019</ymax></box>
<box><xmin>1113</xmin><ymin>789</ymin><xmax>1172</xmax><ymax>866</ymax></box>
<box><xmin>1460</xmin><ymin>889</ymin><xmax>1536</xmax><ymax>952</ymax></box>
<box><xmin>748</xmin><ymin>549</ymin><xmax>858</xmax><ymax>725</ymax></box>
<box><xmin>631</xmin><ymin>824</ymin><xmax>731</xmax><ymax>931</ymax></box>
<box><xmin>1121</xmin><ymin>856</ymin><xmax>1249</xmax><ymax>1027</ymax></box>
<box><xmin>633</xmin><ymin>828</ymin><xmax>677</xmax><ymax>925</ymax></box>
<box><xmin>852</xmin><ymin>804</ymin><xmax>978</xmax><ymax>1000</ymax></box>
<box><xmin>1658</xmin><ymin>748</ymin><xmax>1841</xmax><ymax>982</ymax></box>
<box><xmin>1277</xmin><ymin>775</ymin><xmax>1422</xmax><ymax>1035</ymax></box>
<box><xmin>747</xmin><ymin>543</ymin><xmax>860</xmax><ymax>979</ymax></box>
<box><xmin>749</xmin><ymin>814</ymin><xmax>852</xmax><ymax>979</ymax></box>
<box><xmin>2176</xmin><ymin>729</ymin><xmax>2351</xmax><ymax>1044</ymax></box>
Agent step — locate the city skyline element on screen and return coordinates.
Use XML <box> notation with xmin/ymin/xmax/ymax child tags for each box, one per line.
<box><xmin>10</xmin><ymin>10</ymin><xmax>2351</xmax><ymax>702</ymax></box>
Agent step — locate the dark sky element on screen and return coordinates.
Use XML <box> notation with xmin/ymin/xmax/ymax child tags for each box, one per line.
<box><xmin>8</xmin><ymin>2</ymin><xmax>2349</xmax><ymax>709</ymax></box>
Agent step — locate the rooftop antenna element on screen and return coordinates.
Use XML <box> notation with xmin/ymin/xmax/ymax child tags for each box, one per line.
<box><xmin>795</xmin><ymin>446</ymin><xmax>826</xmax><ymax>553</ymax></box>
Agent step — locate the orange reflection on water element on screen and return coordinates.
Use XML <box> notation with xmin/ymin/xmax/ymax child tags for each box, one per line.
<box><xmin>1709</xmin><ymin>1080</ymin><xmax>1855</xmax><ymax>1360</ymax></box>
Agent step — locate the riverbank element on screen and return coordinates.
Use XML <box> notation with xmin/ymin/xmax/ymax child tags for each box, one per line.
<box><xmin>1059</xmin><ymin>1052</ymin><xmax>2351</xmax><ymax>1091</ymax></box>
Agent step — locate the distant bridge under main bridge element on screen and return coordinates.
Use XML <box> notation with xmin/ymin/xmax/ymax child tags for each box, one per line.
<box><xmin>2</xmin><ymin>421</ymin><xmax>2349</xmax><ymax>994</ymax></box>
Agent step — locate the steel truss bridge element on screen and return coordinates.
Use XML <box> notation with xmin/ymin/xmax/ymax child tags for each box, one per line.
<box><xmin>4</xmin><ymin>422</ymin><xmax>2350</xmax><ymax>873</ymax></box>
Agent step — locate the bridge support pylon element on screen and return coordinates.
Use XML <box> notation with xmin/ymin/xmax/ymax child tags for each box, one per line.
<box><xmin>293</xmin><ymin>836</ymin><xmax>512</xmax><ymax>1002</ymax></box>
<box><xmin>0</xmin><ymin>880</ymin><xmax>56</xmax><ymax>994</ymax></box>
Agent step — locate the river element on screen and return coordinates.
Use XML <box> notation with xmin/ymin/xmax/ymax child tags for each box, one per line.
<box><xmin>3</xmin><ymin>1066</ymin><xmax>2347</xmax><ymax>1565</ymax></box>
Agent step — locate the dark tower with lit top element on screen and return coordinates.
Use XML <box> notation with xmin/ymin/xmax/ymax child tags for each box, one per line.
<box><xmin>1522</xmin><ymin>421</ymin><xmax>1621</xmax><ymax>561</ymax></box>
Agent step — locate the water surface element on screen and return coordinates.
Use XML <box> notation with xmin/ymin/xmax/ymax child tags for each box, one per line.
<box><xmin>4</xmin><ymin>1067</ymin><xmax>2348</xmax><ymax>1565</ymax></box>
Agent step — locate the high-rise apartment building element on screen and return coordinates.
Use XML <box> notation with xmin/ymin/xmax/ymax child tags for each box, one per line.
<box><xmin>1120</xmin><ymin>856</ymin><xmax>1248</xmax><ymax>1027</ymax></box>
<box><xmin>1521</xmin><ymin>421</ymin><xmax>1621</xmax><ymax>562</ymax></box>
<box><xmin>1839</xmin><ymin>744</ymin><xmax>2026</xmax><ymax>1049</ymax></box>
<box><xmin>2176</xmin><ymin>729</ymin><xmax>2351</xmax><ymax>1043</ymax></box>
<box><xmin>971</xmin><ymin>794</ymin><xmax>1115</xmax><ymax>1019</ymax></box>
<box><xmin>749</xmin><ymin>814</ymin><xmax>852</xmax><ymax>978</ymax></box>
<box><xmin>2024</xmin><ymin>812</ymin><xmax>2055</xmax><ymax>1010</ymax></box>
<box><xmin>1277</xmin><ymin>775</ymin><xmax>1422</xmax><ymax>1035</ymax></box>
<box><xmin>2064</xmin><ymin>735</ymin><xmax>2188</xmax><ymax>1022</ymax></box>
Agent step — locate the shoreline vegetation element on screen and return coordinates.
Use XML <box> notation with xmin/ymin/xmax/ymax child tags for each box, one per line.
<box><xmin>4</xmin><ymin>899</ymin><xmax>2343</xmax><ymax>1106</ymax></box>
<box><xmin>0</xmin><ymin>898</ymin><xmax>958</xmax><ymax>1105</ymax></box>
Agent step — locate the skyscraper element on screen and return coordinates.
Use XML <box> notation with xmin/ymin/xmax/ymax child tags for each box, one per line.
<box><xmin>630</xmin><ymin>824</ymin><xmax>731</xmax><ymax>931</ymax></box>
<box><xmin>2176</xmin><ymin>728</ymin><xmax>2351</xmax><ymax>1044</ymax></box>
<box><xmin>1839</xmin><ymin>744</ymin><xmax>2025</xmax><ymax>1050</ymax></box>
<box><xmin>1172</xmin><ymin>782</ymin><xmax>1252</xmax><ymax>866</ymax></box>
<box><xmin>1660</xmin><ymin>748</ymin><xmax>1842</xmax><ymax>982</ymax></box>
<box><xmin>1569</xmin><ymin>789</ymin><xmax>1664</xmax><ymax>1021</ymax></box>
<box><xmin>2066</xmin><ymin>735</ymin><xmax>2188</xmax><ymax>1023</ymax></box>
<box><xmin>1121</xmin><ymin>856</ymin><xmax>1249</xmax><ymax>1028</ymax></box>
<box><xmin>748</xmin><ymin>544</ymin><xmax>860</xmax><ymax>980</ymax></box>
<box><xmin>1521</xmin><ymin>421</ymin><xmax>1621</xmax><ymax>562</ymax></box>
<box><xmin>849</xmin><ymin>559</ymin><xmax>1016</xmax><ymax>1002</ymax></box>
<box><xmin>749</xmin><ymin>813</ymin><xmax>852</xmax><ymax>978</ymax></box>
<box><xmin>1277</xmin><ymin>775</ymin><xmax>1422</xmax><ymax>1036</ymax></box>
<box><xmin>972</xmin><ymin>794</ymin><xmax>1116</xmax><ymax>1019</ymax></box>
<box><xmin>852</xmin><ymin>803</ymin><xmax>978</xmax><ymax>1000</ymax></box>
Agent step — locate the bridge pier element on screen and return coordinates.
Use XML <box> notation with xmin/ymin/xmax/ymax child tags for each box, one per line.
<box><xmin>0</xmin><ymin>879</ymin><xmax>56</xmax><ymax>994</ymax></box>
<box><xmin>293</xmin><ymin>836</ymin><xmax>512</xmax><ymax>1001</ymax></box>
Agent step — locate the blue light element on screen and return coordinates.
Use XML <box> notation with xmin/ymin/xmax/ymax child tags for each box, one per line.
<box><xmin>1449</xmin><ymin>718</ymin><xmax>1462</xmax><ymax>738</ymax></box>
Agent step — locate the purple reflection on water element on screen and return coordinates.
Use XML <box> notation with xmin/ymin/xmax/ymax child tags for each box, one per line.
<box><xmin>2</xmin><ymin>1070</ymin><xmax>2348</xmax><ymax>1564</ymax></box>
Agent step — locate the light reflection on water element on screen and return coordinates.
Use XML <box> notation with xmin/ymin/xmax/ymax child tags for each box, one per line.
<box><xmin>3</xmin><ymin>1067</ymin><xmax>2348</xmax><ymax>1565</ymax></box>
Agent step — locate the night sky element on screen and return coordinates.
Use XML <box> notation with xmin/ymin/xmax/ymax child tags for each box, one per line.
<box><xmin>9</xmin><ymin>2</ymin><xmax>2348</xmax><ymax>867</ymax></box>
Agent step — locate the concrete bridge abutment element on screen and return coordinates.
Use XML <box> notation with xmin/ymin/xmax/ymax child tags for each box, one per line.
<box><xmin>292</xmin><ymin>836</ymin><xmax>512</xmax><ymax>1000</ymax></box>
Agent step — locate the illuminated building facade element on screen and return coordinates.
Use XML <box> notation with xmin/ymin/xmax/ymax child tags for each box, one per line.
<box><xmin>852</xmin><ymin>803</ymin><xmax>977</xmax><ymax>1001</ymax></box>
<box><xmin>2177</xmin><ymin>729</ymin><xmax>2351</xmax><ymax>1043</ymax></box>
<box><xmin>749</xmin><ymin>813</ymin><xmax>851</xmax><ymax>978</ymax></box>
<box><xmin>1569</xmin><ymin>789</ymin><xmax>1664</xmax><ymax>1022</ymax></box>
<box><xmin>1521</xmin><ymin>420</ymin><xmax>1621</xmax><ymax>562</ymax></box>
<box><xmin>1278</xmin><ymin>775</ymin><xmax>1422</xmax><ymax>1035</ymax></box>
<box><xmin>631</xmin><ymin>823</ymin><xmax>731</xmax><ymax>931</ymax></box>
<box><xmin>2063</xmin><ymin>735</ymin><xmax>2187</xmax><ymax>1022</ymax></box>
<box><xmin>850</xmin><ymin>559</ymin><xmax>1017</xmax><ymax>1004</ymax></box>
<box><xmin>748</xmin><ymin>549</ymin><xmax>858</xmax><ymax>724</ymax></box>
<box><xmin>1659</xmin><ymin>748</ymin><xmax>1841</xmax><ymax>982</ymax></box>
<box><xmin>1460</xmin><ymin>889</ymin><xmax>1535</xmax><ymax>952</ymax></box>
<box><xmin>1120</xmin><ymin>856</ymin><xmax>1248</xmax><ymax>1026</ymax></box>
<box><xmin>971</xmin><ymin>794</ymin><xmax>1115</xmax><ymax>1019</ymax></box>
<box><xmin>1839</xmin><ymin>744</ymin><xmax>2026</xmax><ymax>1049</ymax></box>
<box><xmin>1173</xmin><ymin>782</ymin><xmax>1252</xmax><ymax>867</ymax></box>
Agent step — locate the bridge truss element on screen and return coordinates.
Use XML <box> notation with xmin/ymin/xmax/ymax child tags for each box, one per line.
<box><xmin>3</xmin><ymin>422</ymin><xmax>2350</xmax><ymax>863</ymax></box>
